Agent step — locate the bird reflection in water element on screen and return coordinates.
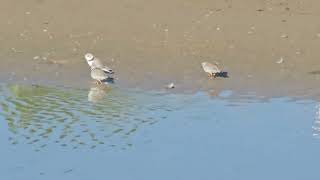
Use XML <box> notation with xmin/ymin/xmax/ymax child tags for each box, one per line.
<box><xmin>0</xmin><ymin>84</ymin><xmax>172</xmax><ymax>151</ymax></box>
<box><xmin>88</xmin><ymin>75</ymin><xmax>114</xmax><ymax>102</ymax></box>
<box><xmin>88</xmin><ymin>85</ymin><xmax>110</xmax><ymax>103</ymax></box>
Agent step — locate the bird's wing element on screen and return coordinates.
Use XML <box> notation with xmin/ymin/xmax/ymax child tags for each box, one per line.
<box><xmin>101</xmin><ymin>65</ymin><xmax>113</xmax><ymax>72</ymax></box>
<box><xmin>92</xmin><ymin>58</ymin><xmax>104</xmax><ymax>68</ymax></box>
<box><xmin>91</xmin><ymin>69</ymin><xmax>108</xmax><ymax>79</ymax></box>
<box><xmin>92</xmin><ymin>58</ymin><xmax>114</xmax><ymax>73</ymax></box>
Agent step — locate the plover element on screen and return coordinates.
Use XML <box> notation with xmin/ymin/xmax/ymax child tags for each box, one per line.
<box><xmin>201</xmin><ymin>62</ymin><xmax>221</xmax><ymax>77</ymax></box>
<box><xmin>85</xmin><ymin>53</ymin><xmax>114</xmax><ymax>74</ymax></box>
<box><xmin>91</xmin><ymin>68</ymin><xmax>110</xmax><ymax>84</ymax></box>
<box><xmin>166</xmin><ymin>82</ymin><xmax>175</xmax><ymax>89</ymax></box>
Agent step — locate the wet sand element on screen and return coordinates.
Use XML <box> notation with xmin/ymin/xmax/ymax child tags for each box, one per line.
<box><xmin>1</xmin><ymin>0</ymin><xmax>320</xmax><ymax>99</ymax></box>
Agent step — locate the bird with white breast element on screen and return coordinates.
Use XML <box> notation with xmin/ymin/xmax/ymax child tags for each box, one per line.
<box><xmin>85</xmin><ymin>53</ymin><xmax>114</xmax><ymax>74</ymax></box>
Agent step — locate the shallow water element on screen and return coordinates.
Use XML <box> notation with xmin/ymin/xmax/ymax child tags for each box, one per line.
<box><xmin>1</xmin><ymin>84</ymin><xmax>320</xmax><ymax>180</ymax></box>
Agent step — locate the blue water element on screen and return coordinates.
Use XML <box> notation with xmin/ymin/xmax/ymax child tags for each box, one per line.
<box><xmin>0</xmin><ymin>84</ymin><xmax>319</xmax><ymax>180</ymax></box>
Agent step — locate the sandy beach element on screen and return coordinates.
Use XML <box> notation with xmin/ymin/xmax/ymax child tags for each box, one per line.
<box><xmin>1</xmin><ymin>0</ymin><xmax>320</xmax><ymax>99</ymax></box>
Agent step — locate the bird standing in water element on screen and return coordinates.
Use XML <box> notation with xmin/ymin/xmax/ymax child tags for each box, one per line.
<box><xmin>90</xmin><ymin>68</ymin><xmax>110</xmax><ymax>84</ymax></box>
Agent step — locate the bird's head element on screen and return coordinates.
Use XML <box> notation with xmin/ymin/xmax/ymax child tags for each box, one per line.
<box><xmin>85</xmin><ymin>53</ymin><xmax>94</xmax><ymax>65</ymax></box>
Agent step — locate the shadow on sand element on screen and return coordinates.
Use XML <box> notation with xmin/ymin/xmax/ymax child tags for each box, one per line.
<box><xmin>215</xmin><ymin>72</ymin><xmax>229</xmax><ymax>78</ymax></box>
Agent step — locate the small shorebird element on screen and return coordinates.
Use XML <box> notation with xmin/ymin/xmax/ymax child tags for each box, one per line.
<box><xmin>201</xmin><ymin>62</ymin><xmax>221</xmax><ymax>77</ymax></box>
<box><xmin>91</xmin><ymin>68</ymin><xmax>110</xmax><ymax>84</ymax></box>
<box><xmin>166</xmin><ymin>82</ymin><xmax>175</xmax><ymax>89</ymax></box>
<box><xmin>85</xmin><ymin>53</ymin><xmax>114</xmax><ymax>74</ymax></box>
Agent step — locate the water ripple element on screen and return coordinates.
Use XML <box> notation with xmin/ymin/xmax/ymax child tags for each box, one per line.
<box><xmin>0</xmin><ymin>84</ymin><xmax>176</xmax><ymax>151</ymax></box>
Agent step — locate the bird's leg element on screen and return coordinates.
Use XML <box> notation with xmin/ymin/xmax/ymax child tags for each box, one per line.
<box><xmin>94</xmin><ymin>80</ymin><xmax>99</xmax><ymax>85</ymax></box>
<box><xmin>98</xmin><ymin>80</ymin><xmax>102</xmax><ymax>84</ymax></box>
<box><xmin>207</xmin><ymin>73</ymin><xmax>212</xmax><ymax>77</ymax></box>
